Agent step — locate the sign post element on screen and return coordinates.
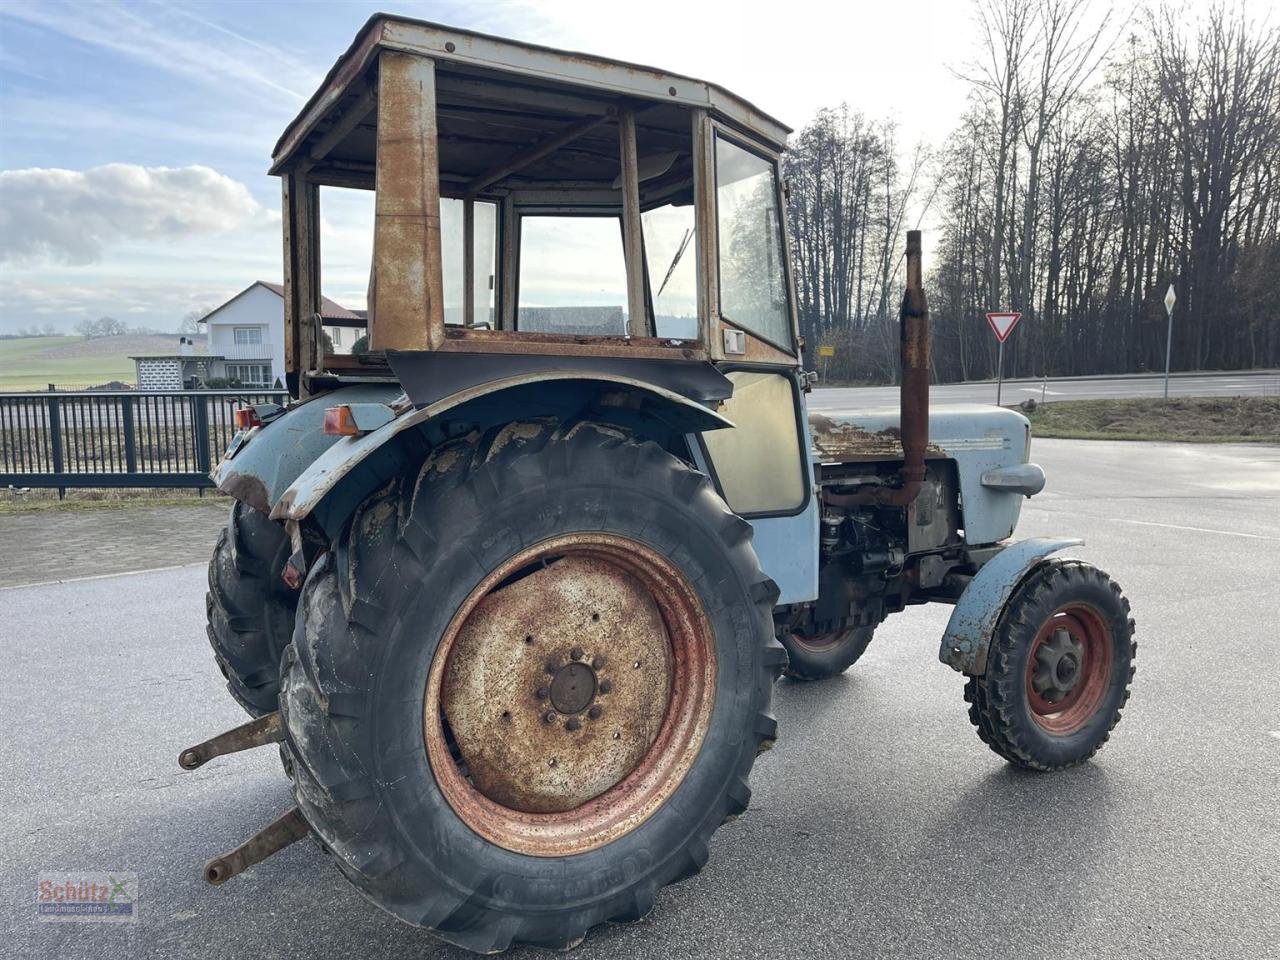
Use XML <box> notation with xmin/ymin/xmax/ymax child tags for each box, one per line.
<box><xmin>985</xmin><ymin>312</ymin><xmax>1022</xmax><ymax>405</ymax></box>
<box><xmin>818</xmin><ymin>344</ymin><xmax>835</xmax><ymax>382</ymax></box>
<box><xmin>1163</xmin><ymin>284</ymin><xmax>1177</xmax><ymax>400</ymax></box>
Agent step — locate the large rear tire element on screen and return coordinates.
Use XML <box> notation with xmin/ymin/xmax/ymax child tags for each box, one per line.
<box><xmin>279</xmin><ymin>420</ymin><xmax>784</xmax><ymax>952</ymax></box>
<box><xmin>205</xmin><ymin>500</ymin><xmax>296</xmax><ymax>716</ymax></box>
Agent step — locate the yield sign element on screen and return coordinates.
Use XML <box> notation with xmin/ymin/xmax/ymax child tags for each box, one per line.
<box><xmin>986</xmin><ymin>312</ymin><xmax>1021</xmax><ymax>343</ymax></box>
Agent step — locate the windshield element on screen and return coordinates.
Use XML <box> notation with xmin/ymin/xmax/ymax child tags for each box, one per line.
<box><xmin>715</xmin><ymin>136</ymin><xmax>791</xmax><ymax>349</ymax></box>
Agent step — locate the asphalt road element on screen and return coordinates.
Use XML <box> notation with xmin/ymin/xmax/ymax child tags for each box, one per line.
<box><xmin>811</xmin><ymin>369</ymin><xmax>1280</xmax><ymax>409</ymax></box>
<box><xmin>3</xmin><ymin>439</ymin><xmax>1279</xmax><ymax>960</ymax></box>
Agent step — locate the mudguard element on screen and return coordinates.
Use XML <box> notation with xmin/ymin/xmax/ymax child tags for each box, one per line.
<box><xmin>271</xmin><ymin>373</ymin><xmax>734</xmax><ymax>524</ymax></box>
<box><xmin>939</xmin><ymin>537</ymin><xmax>1083</xmax><ymax>676</ymax></box>
<box><xmin>212</xmin><ymin>383</ymin><xmax>404</xmax><ymax>514</ymax></box>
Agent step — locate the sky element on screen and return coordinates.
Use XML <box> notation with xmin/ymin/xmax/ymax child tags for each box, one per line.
<box><xmin>0</xmin><ymin>0</ymin><xmax>1198</xmax><ymax>334</ymax></box>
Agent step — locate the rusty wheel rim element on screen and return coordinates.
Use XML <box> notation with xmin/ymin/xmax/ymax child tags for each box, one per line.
<box><xmin>423</xmin><ymin>533</ymin><xmax>717</xmax><ymax>857</ymax></box>
<box><xmin>1025</xmin><ymin>603</ymin><xmax>1113</xmax><ymax>736</ymax></box>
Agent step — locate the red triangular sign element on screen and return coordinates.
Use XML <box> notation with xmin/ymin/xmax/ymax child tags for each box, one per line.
<box><xmin>986</xmin><ymin>312</ymin><xmax>1021</xmax><ymax>343</ymax></box>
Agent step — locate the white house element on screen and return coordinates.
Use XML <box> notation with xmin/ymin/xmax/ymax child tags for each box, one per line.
<box><xmin>197</xmin><ymin>281</ymin><xmax>366</xmax><ymax>387</ymax></box>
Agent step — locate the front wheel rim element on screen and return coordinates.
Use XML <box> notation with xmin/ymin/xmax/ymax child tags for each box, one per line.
<box><xmin>1025</xmin><ymin>603</ymin><xmax>1113</xmax><ymax>735</ymax></box>
<box><xmin>423</xmin><ymin>533</ymin><xmax>717</xmax><ymax>857</ymax></box>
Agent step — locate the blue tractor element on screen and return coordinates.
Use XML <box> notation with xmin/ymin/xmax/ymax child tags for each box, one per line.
<box><xmin>182</xmin><ymin>15</ymin><xmax>1136</xmax><ymax>953</ymax></box>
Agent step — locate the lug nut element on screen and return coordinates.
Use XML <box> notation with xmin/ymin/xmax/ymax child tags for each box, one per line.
<box><xmin>544</xmin><ymin>711</ymin><xmax>558</xmax><ymax>724</ymax></box>
<box><xmin>592</xmin><ymin>655</ymin><xmax>606</xmax><ymax>669</ymax></box>
<box><xmin>545</xmin><ymin>660</ymin><xmax>558</xmax><ymax>675</ymax></box>
<box><xmin>588</xmin><ymin>706</ymin><xmax>603</xmax><ymax>720</ymax></box>
<box><xmin>535</xmin><ymin>686</ymin><xmax>550</xmax><ymax>700</ymax></box>
<box><xmin>599</xmin><ymin>680</ymin><xmax>613</xmax><ymax>694</ymax></box>
<box><xmin>566</xmin><ymin>717</ymin><xmax>582</xmax><ymax>731</ymax></box>
<box><xmin>570</xmin><ymin>646</ymin><xmax>585</xmax><ymax>661</ymax></box>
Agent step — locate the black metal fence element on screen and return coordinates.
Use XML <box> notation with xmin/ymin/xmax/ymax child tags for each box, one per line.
<box><xmin>0</xmin><ymin>389</ymin><xmax>288</xmax><ymax>493</ymax></box>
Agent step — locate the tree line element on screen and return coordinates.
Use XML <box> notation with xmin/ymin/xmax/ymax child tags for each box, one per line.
<box><xmin>786</xmin><ymin>0</ymin><xmax>1280</xmax><ymax>383</ymax></box>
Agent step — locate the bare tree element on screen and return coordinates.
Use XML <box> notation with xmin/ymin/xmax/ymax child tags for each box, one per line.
<box><xmin>787</xmin><ymin>0</ymin><xmax>1279</xmax><ymax>383</ymax></box>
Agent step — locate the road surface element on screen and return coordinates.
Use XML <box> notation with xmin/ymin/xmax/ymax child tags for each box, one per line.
<box><xmin>812</xmin><ymin>369</ymin><xmax>1280</xmax><ymax>409</ymax></box>
<box><xmin>3</xmin><ymin>439</ymin><xmax>1278</xmax><ymax>959</ymax></box>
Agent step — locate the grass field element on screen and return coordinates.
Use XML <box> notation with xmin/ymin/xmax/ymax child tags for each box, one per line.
<box><xmin>0</xmin><ymin>334</ymin><xmax>201</xmax><ymax>390</ymax></box>
<box><xmin>1023</xmin><ymin>396</ymin><xmax>1280</xmax><ymax>442</ymax></box>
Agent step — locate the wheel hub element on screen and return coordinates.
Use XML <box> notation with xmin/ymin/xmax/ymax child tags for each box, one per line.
<box><xmin>549</xmin><ymin>661</ymin><xmax>597</xmax><ymax>715</ymax></box>
<box><xmin>1032</xmin><ymin>627</ymin><xmax>1085</xmax><ymax>703</ymax></box>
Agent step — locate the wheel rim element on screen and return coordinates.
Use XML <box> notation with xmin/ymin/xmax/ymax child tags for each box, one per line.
<box><xmin>1025</xmin><ymin>603</ymin><xmax>1113</xmax><ymax>735</ymax></box>
<box><xmin>423</xmin><ymin>533</ymin><xmax>717</xmax><ymax>857</ymax></box>
<box><xmin>791</xmin><ymin>624</ymin><xmax>852</xmax><ymax>652</ymax></box>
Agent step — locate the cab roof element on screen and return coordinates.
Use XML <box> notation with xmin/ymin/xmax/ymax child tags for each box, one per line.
<box><xmin>270</xmin><ymin>13</ymin><xmax>792</xmax><ymax>180</ymax></box>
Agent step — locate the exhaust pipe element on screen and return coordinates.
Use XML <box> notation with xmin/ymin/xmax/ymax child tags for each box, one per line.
<box><xmin>827</xmin><ymin>229</ymin><xmax>930</xmax><ymax>508</ymax></box>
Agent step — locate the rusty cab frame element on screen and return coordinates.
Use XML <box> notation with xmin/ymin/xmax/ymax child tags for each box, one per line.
<box><xmin>254</xmin><ymin>16</ymin><xmax>820</xmax><ymax>603</ymax></box>
<box><xmin>272</xmin><ymin>15</ymin><xmax>802</xmax><ymax>396</ymax></box>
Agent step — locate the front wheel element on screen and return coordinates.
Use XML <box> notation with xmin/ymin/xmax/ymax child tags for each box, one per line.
<box><xmin>965</xmin><ymin>558</ymin><xmax>1136</xmax><ymax>771</ymax></box>
<box><xmin>279</xmin><ymin>420</ymin><xmax>784</xmax><ymax>952</ymax></box>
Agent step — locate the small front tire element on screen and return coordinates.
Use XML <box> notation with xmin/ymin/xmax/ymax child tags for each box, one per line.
<box><xmin>965</xmin><ymin>558</ymin><xmax>1135</xmax><ymax>771</ymax></box>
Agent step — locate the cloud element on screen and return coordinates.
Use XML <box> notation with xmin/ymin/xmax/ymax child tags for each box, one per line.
<box><xmin>0</xmin><ymin>0</ymin><xmax>316</xmax><ymax>101</ymax></box>
<box><xmin>0</xmin><ymin>276</ymin><xmax>249</xmax><ymax>332</ymax></box>
<box><xmin>0</xmin><ymin>164</ymin><xmax>266</xmax><ymax>265</ymax></box>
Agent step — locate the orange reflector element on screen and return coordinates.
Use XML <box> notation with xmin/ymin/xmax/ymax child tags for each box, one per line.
<box><xmin>234</xmin><ymin>407</ymin><xmax>262</xmax><ymax>430</ymax></box>
<box><xmin>322</xmin><ymin>405</ymin><xmax>359</xmax><ymax>436</ymax></box>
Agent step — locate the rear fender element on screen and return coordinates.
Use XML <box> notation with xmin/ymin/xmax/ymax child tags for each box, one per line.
<box><xmin>272</xmin><ymin>373</ymin><xmax>735</xmax><ymax>535</ymax></box>
<box><xmin>211</xmin><ymin>383</ymin><xmax>404</xmax><ymax>514</ymax></box>
<box><xmin>939</xmin><ymin>537</ymin><xmax>1083</xmax><ymax>676</ymax></box>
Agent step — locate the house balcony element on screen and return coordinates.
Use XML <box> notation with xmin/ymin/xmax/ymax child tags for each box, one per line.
<box><xmin>214</xmin><ymin>344</ymin><xmax>274</xmax><ymax>361</ymax></box>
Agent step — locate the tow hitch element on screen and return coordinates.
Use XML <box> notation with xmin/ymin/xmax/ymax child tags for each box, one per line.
<box><xmin>178</xmin><ymin>712</ymin><xmax>310</xmax><ymax>885</ymax></box>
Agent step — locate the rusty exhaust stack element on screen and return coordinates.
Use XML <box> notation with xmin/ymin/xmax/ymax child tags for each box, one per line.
<box><xmin>894</xmin><ymin>229</ymin><xmax>930</xmax><ymax>503</ymax></box>
<box><xmin>826</xmin><ymin>230</ymin><xmax>930</xmax><ymax>508</ymax></box>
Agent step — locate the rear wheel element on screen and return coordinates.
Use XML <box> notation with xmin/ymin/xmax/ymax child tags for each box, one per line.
<box><xmin>965</xmin><ymin>559</ymin><xmax>1135</xmax><ymax>771</ymax></box>
<box><xmin>279</xmin><ymin>420</ymin><xmax>784</xmax><ymax>952</ymax></box>
<box><xmin>205</xmin><ymin>500</ymin><xmax>296</xmax><ymax>716</ymax></box>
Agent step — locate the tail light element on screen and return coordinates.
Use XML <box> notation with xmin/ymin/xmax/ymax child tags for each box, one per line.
<box><xmin>322</xmin><ymin>405</ymin><xmax>360</xmax><ymax>436</ymax></box>
<box><xmin>234</xmin><ymin>407</ymin><xmax>262</xmax><ymax>430</ymax></box>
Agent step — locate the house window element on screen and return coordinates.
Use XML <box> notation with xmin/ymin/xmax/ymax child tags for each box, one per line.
<box><xmin>233</xmin><ymin>327</ymin><xmax>263</xmax><ymax>346</ymax></box>
<box><xmin>225</xmin><ymin>364</ymin><xmax>270</xmax><ymax>386</ymax></box>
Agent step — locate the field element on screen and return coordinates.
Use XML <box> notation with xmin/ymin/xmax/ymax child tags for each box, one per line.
<box><xmin>1023</xmin><ymin>396</ymin><xmax>1280</xmax><ymax>442</ymax></box>
<box><xmin>0</xmin><ymin>335</ymin><xmax>204</xmax><ymax>391</ymax></box>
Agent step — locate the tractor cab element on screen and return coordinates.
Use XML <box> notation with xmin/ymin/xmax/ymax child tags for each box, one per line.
<box><xmin>270</xmin><ymin>14</ymin><xmax>800</xmax><ymax>396</ymax></box>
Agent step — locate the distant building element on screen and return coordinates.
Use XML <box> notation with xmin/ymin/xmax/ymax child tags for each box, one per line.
<box><xmin>131</xmin><ymin>338</ymin><xmax>220</xmax><ymax>390</ymax></box>
<box><xmin>193</xmin><ymin>281</ymin><xmax>366</xmax><ymax>387</ymax></box>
